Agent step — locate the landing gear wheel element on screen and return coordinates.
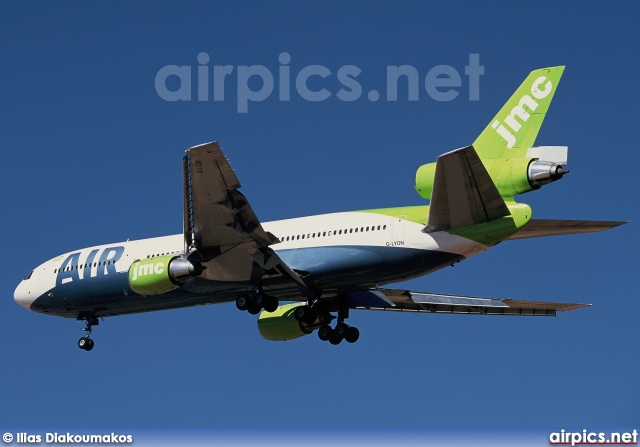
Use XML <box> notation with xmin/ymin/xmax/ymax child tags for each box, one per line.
<box><xmin>247</xmin><ymin>303</ymin><xmax>261</xmax><ymax>315</ymax></box>
<box><xmin>78</xmin><ymin>337</ymin><xmax>94</xmax><ymax>351</ymax></box>
<box><xmin>304</xmin><ymin>308</ymin><xmax>317</xmax><ymax>324</ymax></box>
<box><xmin>329</xmin><ymin>333</ymin><xmax>343</xmax><ymax>345</ymax></box>
<box><xmin>78</xmin><ymin>316</ymin><xmax>98</xmax><ymax>351</ymax></box>
<box><xmin>294</xmin><ymin>306</ymin><xmax>307</xmax><ymax>322</ymax></box>
<box><xmin>345</xmin><ymin>326</ymin><xmax>360</xmax><ymax>343</ymax></box>
<box><xmin>318</xmin><ymin>325</ymin><xmax>332</xmax><ymax>341</ymax></box>
<box><xmin>236</xmin><ymin>295</ymin><xmax>250</xmax><ymax>311</ymax></box>
<box><xmin>294</xmin><ymin>306</ymin><xmax>317</xmax><ymax>325</ymax></box>
<box><xmin>254</xmin><ymin>294</ymin><xmax>266</xmax><ymax>309</ymax></box>
<box><xmin>263</xmin><ymin>295</ymin><xmax>279</xmax><ymax>313</ymax></box>
<box><xmin>334</xmin><ymin>322</ymin><xmax>349</xmax><ymax>338</ymax></box>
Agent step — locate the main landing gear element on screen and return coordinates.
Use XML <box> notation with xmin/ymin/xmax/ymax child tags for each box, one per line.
<box><xmin>317</xmin><ymin>322</ymin><xmax>359</xmax><ymax>345</ymax></box>
<box><xmin>236</xmin><ymin>288</ymin><xmax>279</xmax><ymax>315</ymax></box>
<box><xmin>295</xmin><ymin>302</ymin><xmax>360</xmax><ymax>345</ymax></box>
<box><xmin>77</xmin><ymin>316</ymin><xmax>99</xmax><ymax>351</ymax></box>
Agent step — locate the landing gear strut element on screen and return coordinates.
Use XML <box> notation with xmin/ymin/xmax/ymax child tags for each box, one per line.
<box><xmin>236</xmin><ymin>288</ymin><xmax>278</xmax><ymax>314</ymax></box>
<box><xmin>77</xmin><ymin>316</ymin><xmax>98</xmax><ymax>351</ymax></box>
<box><xmin>293</xmin><ymin>299</ymin><xmax>360</xmax><ymax>345</ymax></box>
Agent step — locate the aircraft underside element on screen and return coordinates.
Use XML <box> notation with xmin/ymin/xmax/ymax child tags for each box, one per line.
<box><xmin>14</xmin><ymin>66</ymin><xmax>626</xmax><ymax>351</ymax></box>
<box><xmin>28</xmin><ymin>245</ymin><xmax>462</xmax><ymax>319</ymax></box>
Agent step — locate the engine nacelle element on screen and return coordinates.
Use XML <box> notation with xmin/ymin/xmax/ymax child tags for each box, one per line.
<box><xmin>128</xmin><ymin>255</ymin><xmax>202</xmax><ymax>295</ymax></box>
<box><xmin>415</xmin><ymin>146</ymin><xmax>568</xmax><ymax>200</ymax></box>
<box><xmin>257</xmin><ymin>303</ymin><xmax>312</xmax><ymax>341</ymax></box>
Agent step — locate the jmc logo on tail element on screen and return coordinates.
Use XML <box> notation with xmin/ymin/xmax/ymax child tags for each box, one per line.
<box><xmin>491</xmin><ymin>76</ymin><xmax>553</xmax><ymax>149</ymax></box>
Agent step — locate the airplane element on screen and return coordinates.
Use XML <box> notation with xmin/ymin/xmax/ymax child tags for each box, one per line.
<box><xmin>14</xmin><ymin>66</ymin><xmax>626</xmax><ymax>351</ymax></box>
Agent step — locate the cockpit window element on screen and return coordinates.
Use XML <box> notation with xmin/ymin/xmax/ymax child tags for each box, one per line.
<box><xmin>24</xmin><ymin>271</ymin><xmax>33</xmax><ymax>280</ymax></box>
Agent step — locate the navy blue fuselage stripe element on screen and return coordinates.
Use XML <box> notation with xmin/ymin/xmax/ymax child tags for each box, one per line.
<box><xmin>31</xmin><ymin>245</ymin><xmax>463</xmax><ymax>317</ymax></box>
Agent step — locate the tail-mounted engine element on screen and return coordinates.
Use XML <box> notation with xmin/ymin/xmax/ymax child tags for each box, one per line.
<box><xmin>128</xmin><ymin>255</ymin><xmax>204</xmax><ymax>295</ymax></box>
<box><xmin>415</xmin><ymin>145</ymin><xmax>568</xmax><ymax>200</ymax></box>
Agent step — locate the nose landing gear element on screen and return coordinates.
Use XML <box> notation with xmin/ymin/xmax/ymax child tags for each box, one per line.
<box><xmin>77</xmin><ymin>315</ymin><xmax>98</xmax><ymax>351</ymax></box>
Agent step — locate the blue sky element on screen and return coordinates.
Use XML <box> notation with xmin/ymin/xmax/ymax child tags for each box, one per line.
<box><xmin>1</xmin><ymin>1</ymin><xmax>638</xmax><ymax>430</ymax></box>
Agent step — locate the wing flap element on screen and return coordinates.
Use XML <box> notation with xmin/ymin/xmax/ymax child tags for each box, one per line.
<box><xmin>350</xmin><ymin>288</ymin><xmax>589</xmax><ymax>316</ymax></box>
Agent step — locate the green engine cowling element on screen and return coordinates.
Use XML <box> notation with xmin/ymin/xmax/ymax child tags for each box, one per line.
<box><xmin>415</xmin><ymin>151</ymin><xmax>568</xmax><ymax>200</ymax></box>
<box><xmin>128</xmin><ymin>255</ymin><xmax>202</xmax><ymax>295</ymax></box>
<box><xmin>257</xmin><ymin>303</ymin><xmax>312</xmax><ymax>341</ymax></box>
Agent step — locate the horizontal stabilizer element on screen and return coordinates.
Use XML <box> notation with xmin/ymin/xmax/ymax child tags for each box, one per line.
<box><xmin>506</xmin><ymin>219</ymin><xmax>627</xmax><ymax>240</ymax></box>
<box><xmin>351</xmin><ymin>288</ymin><xmax>589</xmax><ymax>316</ymax></box>
<box><xmin>425</xmin><ymin>145</ymin><xmax>511</xmax><ymax>232</ymax></box>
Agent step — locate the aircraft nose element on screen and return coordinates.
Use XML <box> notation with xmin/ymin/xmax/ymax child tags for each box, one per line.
<box><xmin>14</xmin><ymin>281</ymin><xmax>35</xmax><ymax>310</ymax></box>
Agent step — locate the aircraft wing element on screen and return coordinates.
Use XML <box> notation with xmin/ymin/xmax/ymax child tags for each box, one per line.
<box><xmin>183</xmin><ymin>142</ymin><xmax>310</xmax><ymax>291</ymax></box>
<box><xmin>183</xmin><ymin>142</ymin><xmax>274</xmax><ymax>251</ymax></box>
<box><xmin>505</xmin><ymin>219</ymin><xmax>627</xmax><ymax>240</ymax></box>
<box><xmin>347</xmin><ymin>288</ymin><xmax>588</xmax><ymax>316</ymax></box>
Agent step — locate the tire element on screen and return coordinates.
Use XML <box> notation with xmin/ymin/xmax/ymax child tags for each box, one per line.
<box><xmin>247</xmin><ymin>303</ymin><xmax>261</xmax><ymax>315</ymax></box>
<box><xmin>329</xmin><ymin>333</ymin><xmax>342</xmax><ymax>345</ymax></box>
<box><xmin>303</xmin><ymin>308</ymin><xmax>317</xmax><ymax>325</ymax></box>
<box><xmin>236</xmin><ymin>295</ymin><xmax>250</xmax><ymax>311</ymax></box>
<box><xmin>334</xmin><ymin>323</ymin><xmax>349</xmax><ymax>338</ymax></box>
<box><xmin>345</xmin><ymin>327</ymin><xmax>360</xmax><ymax>344</ymax></box>
<box><xmin>78</xmin><ymin>337</ymin><xmax>88</xmax><ymax>350</ymax></box>
<box><xmin>84</xmin><ymin>338</ymin><xmax>95</xmax><ymax>351</ymax></box>
<box><xmin>318</xmin><ymin>325</ymin><xmax>332</xmax><ymax>341</ymax></box>
<box><xmin>254</xmin><ymin>294</ymin><xmax>265</xmax><ymax>309</ymax></box>
<box><xmin>294</xmin><ymin>306</ymin><xmax>307</xmax><ymax>322</ymax></box>
<box><xmin>263</xmin><ymin>296</ymin><xmax>279</xmax><ymax>313</ymax></box>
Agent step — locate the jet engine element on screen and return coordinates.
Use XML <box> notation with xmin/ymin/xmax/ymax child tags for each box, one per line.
<box><xmin>415</xmin><ymin>146</ymin><xmax>568</xmax><ymax>200</ymax></box>
<box><xmin>257</xmin><ymin>303</ymin><xmax>313</xmax><ymax>341</ymax></box>
<box><xmin>128</xmin><ymin>255</ymin><xmax>203</xmax><ymax>295</ymax></box>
